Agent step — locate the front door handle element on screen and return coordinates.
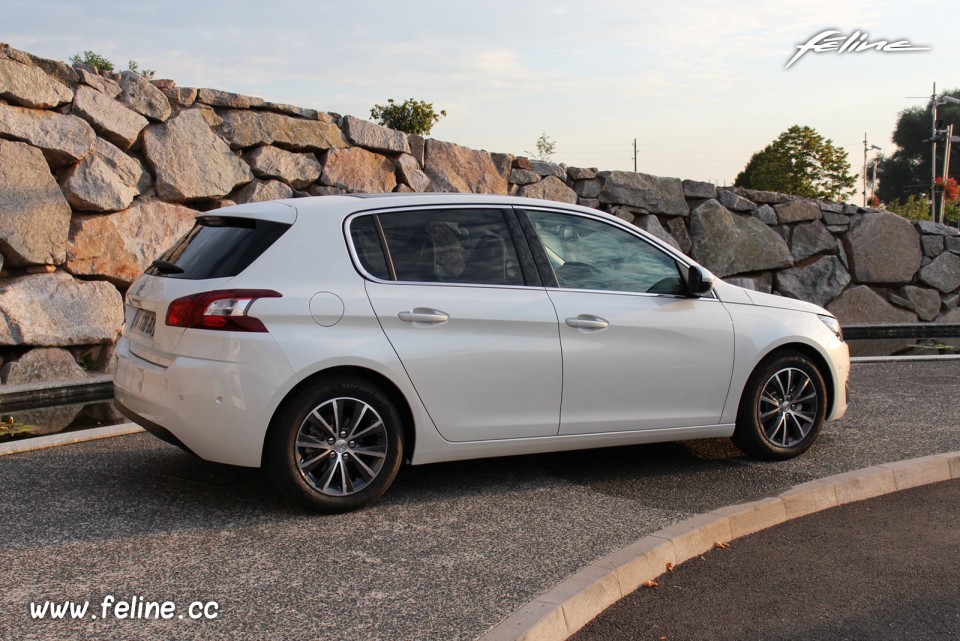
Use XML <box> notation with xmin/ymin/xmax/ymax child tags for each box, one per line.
<box><xmin>565</xmin><ymin>315</ymin><xmax>609</xmax><ymax>331</ymax></box>
<box><xmin>398</xmin><ymin>308</ymin><xmax>450</xmax><ymax>324</ymax></box>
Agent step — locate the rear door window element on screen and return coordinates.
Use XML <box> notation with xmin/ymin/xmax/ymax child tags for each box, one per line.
<box><xmin>146</xmin><ymin>216</ymin><xmax>291</xmax><ymax>280</ymax></box>
<box><xmin>350</xmin><ymin>209</ymin><xmax>526</xmax><ymax>286</ymax></box>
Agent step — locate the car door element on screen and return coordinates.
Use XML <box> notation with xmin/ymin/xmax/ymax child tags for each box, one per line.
<box><xmin>520</xmin><ymin>208</ymin><xmax>736</xmax><ymax>435</ymax></box>
<box><xmin>350</xmin><ymin>207</ymin><xmax>562</xmax><ymax>442</ymax></box>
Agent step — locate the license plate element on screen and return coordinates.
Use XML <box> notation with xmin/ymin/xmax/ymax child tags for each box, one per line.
<box><xmin>131</xmin><ymin>308</ymin><xmax>156</xmax><ymax>338</ymax></box>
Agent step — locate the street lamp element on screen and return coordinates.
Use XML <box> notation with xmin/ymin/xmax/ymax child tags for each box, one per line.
<box><xmin>931</xmin><ymin>94</ymin><xmax>960</xmax><ymax>220</ymax></box>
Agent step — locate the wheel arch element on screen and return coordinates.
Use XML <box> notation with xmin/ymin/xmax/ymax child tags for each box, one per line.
<box><xmin>263</xmin><ymin>365</ymin><xmax>417</xmax><ymax>465</ymax></box>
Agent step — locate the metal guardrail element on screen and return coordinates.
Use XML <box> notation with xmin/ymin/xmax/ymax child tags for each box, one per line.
<box><xmin>842</xmin><ymin>323</ymin><xmax>960</xmax><ymax>340</ymax></box>
<box><xmin>0</xmin><ymin>375</ymin><xmax>114</xmax><ymax>412</ymax></box>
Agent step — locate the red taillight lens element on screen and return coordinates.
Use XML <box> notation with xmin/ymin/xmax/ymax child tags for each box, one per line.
<box><xmin>165</xmin><ymin>290</ymin><xmax>282</xmax><ymax>332</ymax></box>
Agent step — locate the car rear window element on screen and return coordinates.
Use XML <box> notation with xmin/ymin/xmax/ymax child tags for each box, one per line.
<box><xmin>146</xmin><ymin>216</ymin><xmax>291</xmax><ymax>280</ymax></box>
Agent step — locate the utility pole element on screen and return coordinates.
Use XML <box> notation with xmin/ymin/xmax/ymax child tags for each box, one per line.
<box><xmin>940</xmin><ymin>123</ymin><xmax>954</xmax><ymax>224</ymax></box>
<box><xmin>932</xmin><ymin>82</ymin><xmax>939</xmax><ymax>221</ymax></box>
<box><xmin>633</xmin><ymin>138</ymin><xmax>638</xmax><ymax>173</ymax></box>
<box><xmin>862</xmin><ymin>133</ymin><xmax>881</xmax><ymax>207</ymax></box>
<box><xmin>863</xmin><ymin>133</ymin><xmax>868</xmax><ymax>206</ymax></box>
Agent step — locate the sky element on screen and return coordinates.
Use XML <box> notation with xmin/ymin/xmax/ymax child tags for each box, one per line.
<box><xmin>5</xmin><ymin>0</ymin><xmax>957</xmax><ymax>200</ymax></box>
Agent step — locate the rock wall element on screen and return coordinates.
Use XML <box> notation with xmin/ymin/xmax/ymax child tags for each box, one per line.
<box><xmin>1</xmin><ymin>43</ymin><xmax>959</xmax><ymax>385</ymax></box>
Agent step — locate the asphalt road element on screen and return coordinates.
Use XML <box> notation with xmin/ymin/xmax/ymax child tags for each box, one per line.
<box><xmin>572</xmin><ymin>479</ymin><xmax>960</xmax><ymax>641</ymax></box>
<box><xmin>1</xmin><ymin>360</ymin><xmax>958</xmax><ymax>641</ymax></box>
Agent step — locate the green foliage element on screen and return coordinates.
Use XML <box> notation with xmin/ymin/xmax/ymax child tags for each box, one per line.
<box><xmin>876</xmin><ymin>90</ymin><xmax>960</xmax><ymax>204</ymax></box>
<box><xmin>370</xmin><ymin>98</ymin><xmax>446</xmax><ymax>135</ymax></box>
<box><xmin>127</xmin><ymin>59</ymin><xmax>155</xmax><ymax>79</ymax></box>
<box><xmin>68</xmin><ymin>51</ymin><xmax>155</xmax><ymax>78</ymax></box>
<box><xmin>884</xmin><ymin>194</ymin><xmax>960</xmax><ymax>226</ymax></box>
<box><xmin>69</xmin><ymin>50</ymin><xmax>114</xmax><ymax>72</ymax></box>
<box><xmin>734</xmin><ymin>125</ymin><xmax>856</xmax><ymax>201</ymax></box>
<box><xmin>525</xmin><ymin>133</ymin><xmax>556</xmax><ymax>161</ymax></box>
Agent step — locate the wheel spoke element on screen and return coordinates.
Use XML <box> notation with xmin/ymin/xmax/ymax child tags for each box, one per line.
<box><xmin>308</xmin><ymin>409</ymin><xmax>337</xmax><ymax>438</ymax></box>
<box><xmin>760</xmin><ymin>407</ymin><xmax>781</xmax><ymax>419</ymax></box>
<box><xmin>773</xmin><ymin>373</ymin><xmax>788</xmax><ymax>398</ymax></box>
<box><xmin>345</xmin><ymin>405</ymin><xmax>369</xmax><ymax>439</ymax></box>
<box><xmin>766</xmin><ymin>413</ymin><xmax>787</xmax><ymax>445</ymax></box>
<box><xmin>332</xmin><ymin>399</ymin><xmax>342</xmax><ymax>434</ymax></box>
<box><xmin>299</xmin><ymin>451</ymin><xmax>331</xmax><ymax>473</ymax></box>
<box><xmin>297</xmin><ymin>433</ymin><xmax>327</xmax><ymax>449</ymax></box>
<box><xmin>350</xmin><ymin>419</ymin><xmax>384</xmax><ymax>441</ymax></box>
<box><xmin>339</xmin><ymin>456</ymin><xmax>352</xmax><ymax>493</ymax></box>
<box><xmin>351</xmin><ymin>454</ymin><xmax>377</xmax><ymax>478</ymax></box>
<box><xmin>352</xmin><ymin>446</ymin><xmax>387</xmax><ymax>459</ymax></box>
<box><xmin>787</xmin><ymin>412</ymin><xmax>808</xmax><ymax>438</ymax></box>
<box><xmin>320</xmin><ymin>458</ymin><xmax>341</xmax><ymax>493</ymax></box>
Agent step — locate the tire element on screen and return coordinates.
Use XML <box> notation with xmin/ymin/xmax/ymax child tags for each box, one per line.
<box><xmin>264</xmin><ymin>378</ymin><xmax>404</xmax><ymax>514</ymax></box>
<box><xmin>732</xmin><ymin>351</ymin><xmax>827</xmax><ymax>461</ymax></box>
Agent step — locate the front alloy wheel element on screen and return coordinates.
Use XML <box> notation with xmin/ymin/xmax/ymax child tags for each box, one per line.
<box><xmin>733</xmin><ymin>352</ymin><xmax>827</xmax><ymax>460</ymax></box>
<box><xmin>756</xmin><ymin>367</ymin><xmax>819</xmax><ymax>448</ymax></box>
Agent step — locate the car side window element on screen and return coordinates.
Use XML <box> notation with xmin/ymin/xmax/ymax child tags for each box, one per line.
<box><xmin>526</xmin><ymin>210</ymin><xmax>685</xmax><ymax>295</ymax></box>
<box><xmin>350</xmin><ymin>209</ymin><xmax>524</xmax><ymax>286</ymax></box>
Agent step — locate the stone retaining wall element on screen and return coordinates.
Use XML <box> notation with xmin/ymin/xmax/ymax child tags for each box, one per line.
<box><xmin>1</xmin><ymin>43</ymin><xmax>959</xmax><ymax>385</ymax></box>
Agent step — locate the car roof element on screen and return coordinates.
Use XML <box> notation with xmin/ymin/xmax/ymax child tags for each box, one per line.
<box><xmin>204</xmin><ymin>192</ymin><xmax>610</xmax><ymax>222</ymax></box>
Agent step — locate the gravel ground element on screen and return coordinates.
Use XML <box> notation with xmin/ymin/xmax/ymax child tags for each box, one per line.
<box><xmin>0</xmin><ymin>361</ymin><xmax>958</xmax><ymax>641</ymax></box>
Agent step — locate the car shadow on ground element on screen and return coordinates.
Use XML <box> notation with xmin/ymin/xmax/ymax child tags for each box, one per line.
<box><xmin>0</xmin><ymin>423</ymin><xmax>843</xmax><ymax>550</ymax></box>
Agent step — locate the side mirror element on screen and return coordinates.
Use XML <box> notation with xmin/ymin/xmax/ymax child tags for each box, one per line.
<box><xmin>685</xmin><ymin>265</ymin><xmax>714</xmax><ymax>297</ymax></box>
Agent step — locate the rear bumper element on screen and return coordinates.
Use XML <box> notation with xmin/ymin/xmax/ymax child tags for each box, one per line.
<box><xmin>114</xmin><ymin>397</ymin><xmax>198</xmax><ymax>456</ymax></box>
<box><xmin>113</xmin><ymin>335</ymin><xmax>296</xmax><ymax>468</ymax></box>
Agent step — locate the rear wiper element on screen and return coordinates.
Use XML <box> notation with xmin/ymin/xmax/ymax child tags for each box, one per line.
<box><xmin>151</xmin><ymin>259</ymin><xmax>184</xmax><ymax>274</ymax></box>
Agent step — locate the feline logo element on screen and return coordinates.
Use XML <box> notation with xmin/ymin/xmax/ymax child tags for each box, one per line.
<box><xmin>786</xmin><ymin>30</ymin><xmax>931</xmax><ymax>69</ymax></box>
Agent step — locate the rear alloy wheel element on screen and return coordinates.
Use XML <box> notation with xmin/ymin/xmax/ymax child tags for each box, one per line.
<box><xmin>266</xmin><ymin>379</ymin><xmax>403</xmax><ymax>513</ymax></box>
<box><xmin>733</xmin><ymin>352</ymin><xmax>827</xmax><ymax>460</ymax></box>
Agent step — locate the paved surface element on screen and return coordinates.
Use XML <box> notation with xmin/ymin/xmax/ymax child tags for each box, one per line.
<box><xmin>573</xmin><ymin>479</ymin><xmax>960</xmax><ymax>641</ymax></box>
<box><xmin>0</xmin><ymin>361</ymin><xmax>959</xmax><ymax>640</ymax></box>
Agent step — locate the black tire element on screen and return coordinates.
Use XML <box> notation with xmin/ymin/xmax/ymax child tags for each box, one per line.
<box><xmin>732</xmin><ymin>351</ymin><xmax>827</xmax><ymax>461</ymax></box>
<box><xmin>264</xmin><ymin>378</ymin><xmax>403</xmax><ymax>514</ymax></box>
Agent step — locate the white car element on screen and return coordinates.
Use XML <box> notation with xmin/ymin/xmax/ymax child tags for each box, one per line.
<box><xmin>114</xmin><ymin>194</ymin><xmax>850</xmax><ymax>513</ymax></box>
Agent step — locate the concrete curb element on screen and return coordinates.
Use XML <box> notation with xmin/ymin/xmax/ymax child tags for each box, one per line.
<box><xmin>0</xmin><ymin>422</ymin><xmax>144</xmax><ymax>457</ymax></box>
<box><xmin>478</xmin><ymin>451</ymin><xmax>960</xmax><ymax>641</ymax></box>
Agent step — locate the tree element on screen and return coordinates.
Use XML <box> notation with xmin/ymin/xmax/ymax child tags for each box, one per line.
<box><xmin>734</xmin><ymin>125</ymin><xmax>856</xmax><ymax>201</ymax></box>
<box><xmin>370</xmin><ymin>98</ymin><xmax>446</xmax><ymax>135</ymax></box>
<box><xmin>875</xmin><ymin>90</ymin><xmax>960</xmax><ymax>205</ymax></box>
<box><xmin>69</xmin><ymin>50</ymin><xmax>114</xmax><ymax>72</ymax></box>
<box><xmin>526</xmin><ymin>133</ymin><xmax>556</xmax><ymax>161</ymax></box>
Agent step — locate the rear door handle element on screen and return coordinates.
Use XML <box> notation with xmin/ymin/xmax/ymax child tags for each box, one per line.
<box><xmin>565</xmin><ymin>315</ymin><xmax>609</xmax><ymax>331</ymax></box>
<box><xmin>398</xmin><ymin>308</ymin><xmax>450</xmax><ymax>324</ymax></box>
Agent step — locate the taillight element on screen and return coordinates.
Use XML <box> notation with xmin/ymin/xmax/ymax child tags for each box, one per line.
<box><xmin>165</xmin><ymin>290</ymin><xmax>282</xmax><ymax>332</ymax></box>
